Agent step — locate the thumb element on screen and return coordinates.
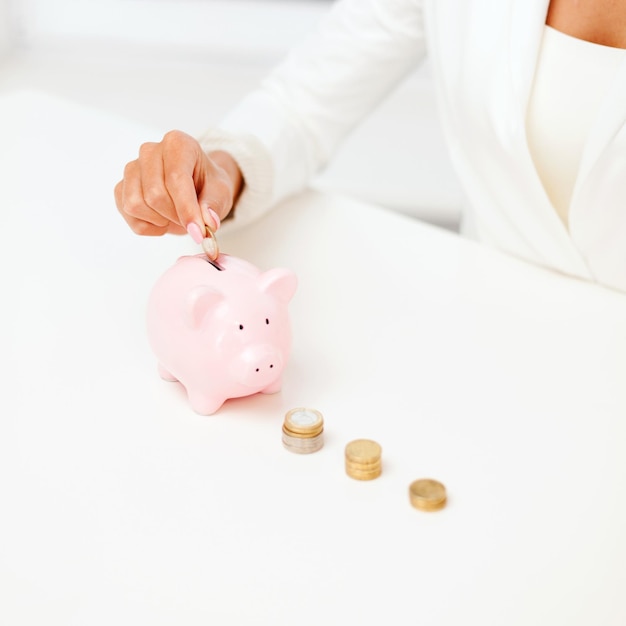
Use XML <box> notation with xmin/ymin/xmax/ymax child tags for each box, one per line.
<box><xmin>198</xmin><ymin>183</ymin><xmax>230</xmax><ymax>232</ymax></box>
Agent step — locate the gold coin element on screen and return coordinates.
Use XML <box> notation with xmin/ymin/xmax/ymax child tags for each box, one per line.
<box><xmin>346</xmin><ymin>457</ymin><xmax>382</xmax><ymax>468</ymax></box>
<box><xmin>409</xmin><ymin>478</ymin><xmax>447</xmax><ymax>512</ymax></box>
<box><xmin>202</xmin><ymin>224</ymin><xmax>219</xmax><ymax>261</ymax></box>
<box><xmin>344</xmin><ymin>463</ymin><xmax>382</xmax><ymax>481</ymax></box>
<box><xmin>345</xmin><ymin>439</ymin><xmax>382</xmax><ymax>481</ymax></box>
<box><xmin>282</xmin><ymin>423</ymin><xmax>324</xmax><ymax>439</ymax></box>
<box><xmin>284</xmin><ymin>408</ymin><xmax>324</xmax><ymax>436</ymax></box>
<box><xmin>345</xmin><ymin>439</ymin><xmax>382</xmax><ymax>463</ymax></box>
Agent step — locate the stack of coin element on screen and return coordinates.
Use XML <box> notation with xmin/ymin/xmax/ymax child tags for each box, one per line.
<box><xmin>282</xmin><ymin>407</ymin><xmax>324</xmax><ymax>454</ymax></box>
<box><xmin>344</xmin><ymin>439</ymin><xmax>382</xmax><ymax>480</ymax></box>
<box><xmin>408</xmin><ymin>478</ymin><xmax>447</xmax><ymax>512</ymax></box>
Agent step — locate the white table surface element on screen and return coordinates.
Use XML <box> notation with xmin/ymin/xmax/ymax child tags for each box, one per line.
<box><xmin>2</xmin><ymin>90</ymin><xmax>626</xmax><ymax>626</ymax></box>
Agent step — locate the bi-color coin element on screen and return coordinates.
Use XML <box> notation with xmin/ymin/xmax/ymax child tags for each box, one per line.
<box><xmin>282</xmin><ymin>407</ymin><xmax>325</xmax><ymax>454</ymax></box>
<box><xmin>284</xmin><ymin>408</ymin><xmax>324</xmax><ymax>436</ymax></box>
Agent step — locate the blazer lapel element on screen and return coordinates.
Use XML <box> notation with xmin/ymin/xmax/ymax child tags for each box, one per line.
<box><xmin>574</xmin><ymin>58</ymin><xmax>626</xmax><ymax>191</ymax></box>
<box><xmin>509</xmin><ymin>0</ymin><xmax>551</xmax><ymax>122</ymax></box>
<box><xmin>510</xmin><ymin>0</ymin><xmax>626</xmax><ymax>209</ymax></box>
<box><xmin>503</xmin><ymin>0</ymin><xmax>595</xmax><ymax>277</ymax></box>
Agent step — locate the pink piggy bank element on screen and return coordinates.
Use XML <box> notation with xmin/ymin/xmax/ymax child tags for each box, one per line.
<box><xmin>146</xmin><ymin>253</ymin><xmax>298</xmax><ymax>415</ymax></box>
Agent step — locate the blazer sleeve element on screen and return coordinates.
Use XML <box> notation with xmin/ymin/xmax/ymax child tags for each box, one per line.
<box><xmin>198</xmin><ymin>0</ymin><xmax>427</xmax><ymax>228</ymax></box>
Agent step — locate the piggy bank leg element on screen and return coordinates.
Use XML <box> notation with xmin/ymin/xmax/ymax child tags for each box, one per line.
<box><xmin>157</xmin><ymin>363</ymin><xmax>178</xmax><ymax>382</ymax></box>
<box><xmin>261</xmin><ymin>377</ymin><xmax>283</xmax><ymax>395</ymax></box>
<box><xmin>187</xmin><ymin>389</ymin><xmax>226</xmax><ymax>416</ymax></box>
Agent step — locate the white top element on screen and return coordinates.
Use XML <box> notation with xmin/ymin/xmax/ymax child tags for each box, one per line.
<box><xmin>526</xmin><ymin>26</ymin><xmax>626</xmax><ymax>229</ymax></box>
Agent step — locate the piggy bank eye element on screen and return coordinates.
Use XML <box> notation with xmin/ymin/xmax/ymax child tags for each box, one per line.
<box><xmin>239</xmin><ymin>324</ymin><xmax>244</xmax><ymax>330</ymax></box>
<box><xmin>265</xmin><ymin>318</ymin><xmax>269</xmax><ymax>325</ymax></box>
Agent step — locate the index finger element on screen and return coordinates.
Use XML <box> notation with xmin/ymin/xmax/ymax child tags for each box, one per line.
<box><xmin>161</xmin><ymin>133</ymin><xmax>205</xmax><ymax>232</ymax></box>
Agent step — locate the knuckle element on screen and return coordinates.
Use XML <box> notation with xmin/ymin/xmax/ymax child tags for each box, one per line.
<box><xmin>132</xmin><ymin>220</ymin><xmax>157</xmax><ymax>236</ymax></box>
<box><xmin>143</xmin><ymin>185</ymin><xmax>167</xmax><ymax>210</ymax></box>
<box><xmin>138</xmin><ymin>142</ymin><xmax>157</xmax><ymax>159</ymax></box>
<box><xmin>113</xmin><ymin>181</ymin><xmax>123</xmax><ymax>205</ymax></box>
<box><xmin>121</xmin><ymin>190</ymin><xmax>151</xmax><ymax>220</ymax></box>
<box><xmin>162</xmin><ymin>129</ymin><xmax>188</xmax><ymax>146</ymax></box>
<box><xmin>164</xmin><ymin>169</ymin><xmax>188</xmax><ymax>188</ymax></box>
<box><xmin>123</xmin><ymin>160</ymin><xmax>138</xmax><ymax>177</ymax></box>
<box><xmin>123</xmin><ymin>197</ymin><xmax>146</xmax><ymax>219</ymax></box>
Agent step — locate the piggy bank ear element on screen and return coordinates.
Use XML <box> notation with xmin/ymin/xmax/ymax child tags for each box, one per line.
<box><xmin>257</xmin><ymin>269</ymin><xmax>298</xmax><ymax>303</ymax></box>
<box><xmin>185</xmin><ymin>286</ymin><xmax>225</xmax><ymax>329</ymax></box>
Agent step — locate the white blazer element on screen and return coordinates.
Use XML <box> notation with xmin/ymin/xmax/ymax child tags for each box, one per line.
<box><xmin>199</xmin><ymin>0</ymin><xmax>626</xmax><ymax>292</ymax></box>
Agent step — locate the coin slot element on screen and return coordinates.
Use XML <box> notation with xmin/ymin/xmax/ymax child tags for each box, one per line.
<box><xmin>200</xmin><ymin>257</ymin><xmax>224</xmax><ymax>271</ymax></box>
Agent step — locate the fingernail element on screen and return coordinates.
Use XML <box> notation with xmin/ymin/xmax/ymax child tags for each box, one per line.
<box><xmin>186</xmin><ymin>222</ymin><xmax>204</xmax><ymax>244</ymax></box>
<box><xmin>202</xmin><ymin>207</ymin><xmax>221</xmax><ymax>231</ymax></box>
<box><xmin>208</xmin><ymin>209</ymin><xmax>221</xmax><ymax>230</ymax></box>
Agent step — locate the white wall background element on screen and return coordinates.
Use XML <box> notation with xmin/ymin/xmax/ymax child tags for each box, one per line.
<box><xmin>1</xmin><ymin>0</ymin><xmax>463</xmax><ymax>229</ymax></box>
<box><xmin>0</xmin><ymin>0</ymin><xmax>15</xmax><ymax>57</ymax></box>
<box><xmin>11</xmin><ymin>0</ymin><xmax>331</xmax><ymax>62</ymax></box>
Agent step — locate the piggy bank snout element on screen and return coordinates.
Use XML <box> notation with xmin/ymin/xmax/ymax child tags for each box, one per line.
<box><xmin>234</xmin><ymin>344</ymin><xmax>284</xmax><ymax>387</ymax></box>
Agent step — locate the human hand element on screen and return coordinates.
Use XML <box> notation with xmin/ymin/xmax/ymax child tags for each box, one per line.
<box><xmin>114</xmin><ymin>130</ymin><xmax>243</xmax><ymax>240</ymax></box>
